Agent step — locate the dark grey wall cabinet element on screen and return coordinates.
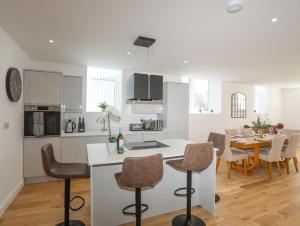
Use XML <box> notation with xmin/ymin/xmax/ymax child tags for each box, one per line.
<box><xmin>127</xmin><ymin>73</ymin><xmax>163</xmax><ymax>100</ymax></box>
<box><xmin>150</xmin><ymin>75</ymin><xmax>163</xmax><ymax>100</ymax></box>
<box><xmin>128</xmin><ymin>73</ymin><xmax>149</xmax><ymax>100</ymax></box>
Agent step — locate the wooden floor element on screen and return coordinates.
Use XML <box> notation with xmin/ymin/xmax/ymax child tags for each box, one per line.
<box><xmin>1</xmin><ymin>157</ymin><xmax>300</xmax><ymax>226</ymax></box>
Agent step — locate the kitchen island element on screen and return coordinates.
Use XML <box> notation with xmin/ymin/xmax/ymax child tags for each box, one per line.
<box><xmin>87</xmin><ymin>139</ymin><xmax>216</xmax><ymax>226</ymax></box>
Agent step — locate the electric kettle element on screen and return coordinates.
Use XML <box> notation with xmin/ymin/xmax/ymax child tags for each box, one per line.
<box><xmin>65</xmin><ymin>120</ymin><xmax>76</xmax><ymax>133</ymax></box>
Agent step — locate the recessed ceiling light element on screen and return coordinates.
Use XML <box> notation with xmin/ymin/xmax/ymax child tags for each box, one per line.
<box><xmin>226</xmin><ymin>0</ymin><xmax>243</xmax><ymax>13</ymax></box>
<box><xmin>225</xmin><ymin>68</ymin><xmax>229</xmax><ymax>72</ymax></box>
<box><xmin>271</xmin><ymin>17</ymin><xmax>278</xmax><ymax>23</ymax></box>
<box><xmin>126</xmin><ymin>51</ymin><xmax>131</xmax><ymax>55</ymax></box>
<box><xmin>253</xmin><ymin>73</ymin><xmax>257</xmax><ymax>77</ymax></box>
<box><xmin>183</xmin><ymin>60</ymin><xmax>188</xmax><ymax>64</ymax></box>
<box><xmin>49</xmin><ymin>39</ymin><xmax>54</xmax><ymax>43</ymax></box>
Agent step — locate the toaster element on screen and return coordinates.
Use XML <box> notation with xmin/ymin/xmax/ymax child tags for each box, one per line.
<box><xmin>129</xmin><ymin>123</ymin><xmax>143</xmax><ymax>131</ymax></box>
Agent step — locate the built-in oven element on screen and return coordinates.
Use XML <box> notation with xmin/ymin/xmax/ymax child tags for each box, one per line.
<box><xmin>24</xmin><ymin>105</ymin><xmax>61</xmax><ymax>137</ymax></box>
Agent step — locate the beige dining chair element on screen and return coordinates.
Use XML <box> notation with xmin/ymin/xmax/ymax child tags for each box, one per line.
<box><xmin>281</xmin><ymin>133</ymin><xmax>300</xmax><ymax>174</ymax></box>
<box><xmin>240</xmin><ymin>128</ymin><xmax>255</xmax><ymax>137</ymax></box>
<box><xmin>220</xmin><ymin>136</ymin><xmax>248</xmax><ymax>179</ymax></box>
<box><xmin>249</xmin><ymin>135</ymin><xmax>286</xmax><ymax>180</ymax></box>
<box><xmin>279</xmin><ymin>129</ymin><xmax>300</xmax><ymax>138</ymax></box>
<box><xmin>225</xmin><ymin>129</ymin><xmax>239</xmax><ymax>137</ymax></box>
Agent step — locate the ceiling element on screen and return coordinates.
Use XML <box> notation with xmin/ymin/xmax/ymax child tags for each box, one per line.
<box><xmin>0</xmin><ymin>0</ymin><xmax>300</xmax><ymax>86</ymax></box>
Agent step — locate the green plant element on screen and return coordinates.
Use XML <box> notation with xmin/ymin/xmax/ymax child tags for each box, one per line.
<box><xmin>210</xmin><ymin>109</ymin><xmax>214</xmax><ymax>113</ymax></box>
<box><xmin>108</xmin><ymin>136</ymin><xmax>117</xmax><ymax>143</ymax></box>
<box><xmin>251</xmin><ymin>117</ymin><xmax>271</xmax><ymax>129</ymax></box>
<box><xmin>98</xmin><ymin>101</ymin><xmax>108</xmax><ymax>109</ymax></box>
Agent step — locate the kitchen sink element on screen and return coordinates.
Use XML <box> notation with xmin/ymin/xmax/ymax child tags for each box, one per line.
<box><xmin>125</xmin><ymin>141</ymin><xmax>169</xmax><ymax>150</ymax></box>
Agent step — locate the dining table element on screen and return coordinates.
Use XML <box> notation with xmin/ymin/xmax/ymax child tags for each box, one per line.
<box><xmin>230</xmin><ymin>134</ymin><xmax>288</xmax><ymax>175</ymax></box>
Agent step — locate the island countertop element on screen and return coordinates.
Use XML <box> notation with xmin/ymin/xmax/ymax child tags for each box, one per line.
<box><xmin>87</xmin><ymin>139</ymin><xmax>217</xmax><ymax>166</ymax></box>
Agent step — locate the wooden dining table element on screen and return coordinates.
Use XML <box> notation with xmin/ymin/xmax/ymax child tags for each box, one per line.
<box><xmin>230</xmin><ymin>135</ymin><xmax>288</xmax><ymax>175</ymax></box>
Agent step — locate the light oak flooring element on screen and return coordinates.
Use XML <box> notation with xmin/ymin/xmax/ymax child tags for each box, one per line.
<box><xmin>1</xmin><ymin>157</ymin><xmax>300</xmax><ymax>226</ymax></box>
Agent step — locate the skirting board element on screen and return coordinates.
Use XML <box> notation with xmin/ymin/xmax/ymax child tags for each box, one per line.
<box><xmin>0</xmin><ymin>180</ymin><xmax>24</xmax><ymax>217</ymax></box>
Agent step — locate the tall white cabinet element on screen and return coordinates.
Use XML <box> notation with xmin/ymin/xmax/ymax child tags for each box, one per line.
<box><xmin>160</xmin><ymin>82</ymin><xmax>189</xmax><ymax>139</ymax></box>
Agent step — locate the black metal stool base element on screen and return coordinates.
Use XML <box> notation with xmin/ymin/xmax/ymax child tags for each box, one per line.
<box><xmin>215</xmin><ymin>194</ymin><xmax>220</xmax><ymax>203</ymax></box>
<box><xmin>172</xmin><ymin>214</ymin><xmax>206</xmax><ymax>226</ymax></box>
<box><xmin>123</xmin><ymin>203</ymin><xmax>149</xmax><ymax>215</ymax></box>
<box><xmin>174</xmin><ymin>187</ymin><xmax>196</xmax><ymax>197</ymax></box>
<box><xmin>56</xmin><ymin>220</ymin><xmax>85</xmax><ymax>226</ymax></box>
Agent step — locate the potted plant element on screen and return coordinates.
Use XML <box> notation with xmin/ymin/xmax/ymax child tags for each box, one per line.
<box><xmin>98</xmin><ymin>101</ymin><xmax>108</xmax><ymax>112</ymax></box>
<box><xmin>251</xmin><ymin>117</ymin><xmax>271</xmax><ymax>138</ymax></box>
<box><xmin>96</xmin><ymin>105</ymin><xmax>121</xmax><ymax>153</ymax></box>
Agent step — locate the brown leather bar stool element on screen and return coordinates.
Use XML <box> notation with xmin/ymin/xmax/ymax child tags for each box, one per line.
<box><xmin>207</xmin><ymin>132</ymin><xmax>226</xmax><ymax>203</ymax></box>
<box><xmin>115</xmin><ymin>153</ymin><xmax>163</xmax><ymax>226</ymax></box>
<box><xmin>167</xmin><ymin>143</ymin><xmax>213</xmax><ymax>226</ymax></box>
<box><xmin>41</xmin><ymin>143</ymin><xmax>90</xmax><ymax>226</ymax></box>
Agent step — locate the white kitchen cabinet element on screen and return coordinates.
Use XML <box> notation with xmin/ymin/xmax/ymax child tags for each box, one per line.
<box><xmin>61</xmin><ymin>137</ymin><xmax>86</xmax><ymax>163</ymax></box>
<box><xmin>143</xmin><ymin>133</ymin><xmax>168</xmax><ymax>141</ymax></box>
<box><xmin>63</xmin><ymin>76</ymin><xmax>82</xmax><ymax>112</ymax></box>
<box><xmin>24</xmin><ymin>137</ymin><xmax>61</xmax><ymax>178</ymax></box>
<box><xmin>86</xmin><ymin>135</ymin><xmax>108</xmax><ymax>144</ymax></box>
<box><xmin>125</xmin><ymin>133</ymin><xmax>143</xmax><ymax>142</ymax></box>
<box><xmin>24</xmin><ymin>70</ymin><xmax>62</xmax><ymax>105</ymax></box>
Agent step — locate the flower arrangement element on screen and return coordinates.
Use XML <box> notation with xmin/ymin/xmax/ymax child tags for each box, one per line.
<box><xmin>251</xmin><ymin>116</ymin><xmax>271</xmax><ymax>130</ymax></box>
<box><xmin>251</xmin><ymin>116</ymin><xmax>271</xmax><ymax>138</ymax></box>
<box><xmin>96</xmin><ymin>105</ymin><xmax>121</xmax><ymax>143</ymax></box>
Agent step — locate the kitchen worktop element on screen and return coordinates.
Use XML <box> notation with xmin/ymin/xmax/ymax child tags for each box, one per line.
<box><xmin>61</xmin><ymin>128</ymin><xmax>168</xmax><ymax>137</ymax></box>
<box><xmin>87</xmin><ymin>138</ymin><xmax>218</xmax><ymax>166</ymax></box>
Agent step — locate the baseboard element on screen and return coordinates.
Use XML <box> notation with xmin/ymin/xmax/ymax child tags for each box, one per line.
<box><xmin>0</xmin><ymin>179</ymin><xmax>24</xmax><ymax>217</ymax></box>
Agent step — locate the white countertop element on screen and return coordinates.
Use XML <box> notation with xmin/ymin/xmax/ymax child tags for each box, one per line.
<box><xmin>87</xmin><ymin>139</ymin><xmax>217</xmax><ymax>166</ymax></box>
<box><xmin>61</xmin><ymin>128</ymin><xmax>168</xmax><ymax>137</ymax></box>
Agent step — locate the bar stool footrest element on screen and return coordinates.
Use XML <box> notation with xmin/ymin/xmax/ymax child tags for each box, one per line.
<box><xmin>56</xmin><ymin>220</ymin><xmax>85</xmax><ymax>226</ymax></box>
<box><xmin>122</xmin><ymin>203</ymin><xmax>149</xmax><ymax>215</ymax></box>
<box><xmin>172</xmin><ymin>214</ymin><xmax>206</xmax><ymax>226</ymax></box>
<box><xmin>174</xmin><ymin>187</ymin><xmax>195</xmax><ymax>197</ymax></box>
<box><xmin>70</xmin><ymin>195</ymin><xmax>85</xmax><ymax>211</ymax></box>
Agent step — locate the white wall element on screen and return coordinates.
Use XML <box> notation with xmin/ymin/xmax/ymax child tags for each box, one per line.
<box><xmin>281</xmin><ymin>88</ymin><xmax>300</xmax><ymax>129</ymax></box>
<box><xmin>0</xmin><ymin>27</ymin><xmax>33</xmax><ymax>216</ymax></box>
<box><xmin>189</xmin><ymin>83</ymin><xmax>282</xmax><ymax>142</ymax></box>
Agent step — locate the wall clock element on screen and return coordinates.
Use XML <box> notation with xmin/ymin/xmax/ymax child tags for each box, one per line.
<box><xmin>6</xmin><ymin>68</ymin><xmax>22</xmax><ymax>102</ymax></box>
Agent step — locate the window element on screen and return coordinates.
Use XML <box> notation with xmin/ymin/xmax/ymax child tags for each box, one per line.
<box><xmin>231</xmin><ymin>92</ymin><xmax>247</xmax><ymax>118</ymax></box>
<box><xmin>254</xmin><ymin>86</ymin><xmax>269</xmax><ymax>114</ymax></box>
<box><xmin>189</xmin><ymin>79</ymin><xmax>222</xmax><ymax>113</ymax></box>
<box><xmin>86</xmin><ymin>67</ymin><xmax>122</xmax><ymax>112</ymax></box>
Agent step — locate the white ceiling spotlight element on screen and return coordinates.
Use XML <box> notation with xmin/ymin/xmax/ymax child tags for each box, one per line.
<box><xmin>271</xmin><ymin>17</ymin><xmax>278</xmax><ymax>23</ymax></box>
<box><xmin>49</xmin><ymin>39</ymin><xmax>54</xmax><ymax>44</ymax></box>
<box><xmin>126</xmin><ymin>51</ymin><xmax>131</xmax><ymax>55</ymax></box>
<box><xmin>226</xmin><ymin>0</ymin><xmax>243</xmax><ymax>13</ymax></box>
<box><xmin>183</xmin><ymin>60</ymin><xmax>188</xmax><ymax>64</ymax></box>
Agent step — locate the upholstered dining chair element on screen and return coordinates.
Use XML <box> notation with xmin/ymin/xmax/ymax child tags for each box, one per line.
<box><xmin>207</xmin><ymin>132</ymin><xmax>226</xmax><ymax>174</ymax></box>
<box><xmin>249</xmin><ymin>135</ymin><xmax>286</xmax><ymax>180</ymax></box>
<box><xmin>240</xmin><ymin>128</ymin><xmax>255</xmax><ymax>137</ymax></box>
<box><xmin>220</xmin><ymin>136</ymin><xmax>248</xmax><ymax>179</ymax></box>
<box><xmin>281</xmin><ymin>133</ymin><xmax>300</xmax><ymax>174</ymax></box>
<box><xmin>279</xmin><ymin>129</ymin><xmax>300</xmax><ymax>138</ymax></box>
<box><xmin>225</xmin><ymin>129</ymin><xmax>239</xmax><ymax>137</ymax></box>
